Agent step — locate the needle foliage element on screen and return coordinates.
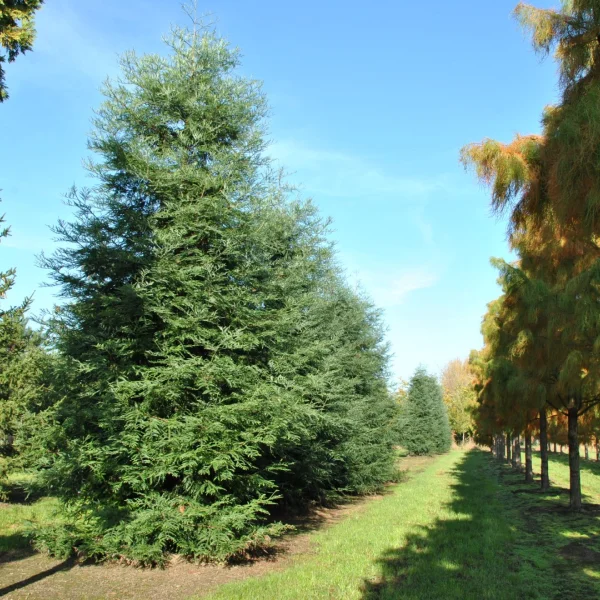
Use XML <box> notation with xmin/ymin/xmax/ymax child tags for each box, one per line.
<box><xmin>33</xmin><ymin>18</ymin><xmax>397</xmax><ymax>564</ymax></box>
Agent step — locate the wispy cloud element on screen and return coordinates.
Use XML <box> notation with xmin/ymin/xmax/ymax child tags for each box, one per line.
<box><xmin>269</xmin><ymin>140</ymin><xmax>447</xmax><ymax>201</ymax></box>
<box><xmin>374</xmin><ymin>269</ymin><xmax>439</xmax><ymax>306</ymax></box>
<box><xmin>346</xmin><ymin>263</ymin><xmax>440</xmax><ymax>308</ymax></box>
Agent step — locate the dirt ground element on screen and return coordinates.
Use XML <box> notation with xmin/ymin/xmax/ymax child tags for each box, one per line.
<box><xmin>0</xmin><ymin>456</ymin><xmax>429</xmax><ymax>600</ymax></box>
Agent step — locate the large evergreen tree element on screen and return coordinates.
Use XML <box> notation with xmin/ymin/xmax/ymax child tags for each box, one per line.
<box><xmin>398</xmin><ymin>367</ymin><xmax>451</xmax><ymax>455</ymax></box>
<box><xmin>36</xmin><ymin>18</ymin><xmax>397</xmax><ymax>563</ymax></box>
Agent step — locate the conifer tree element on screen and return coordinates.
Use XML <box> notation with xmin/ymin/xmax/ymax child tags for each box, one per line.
<box><xmin>36</xmin><ymin>17</ymin><xmax>397</xmax><ymax>563</ymax></box>
<box><xmin>460</xmin><ymin>53</ymin><xmax>600</xmax><ymax>505</ymax></box>
<box><xmin>0</xmin><ymin>210</ymin><xmax>53</xmax><ymax>496</ymax></box>
<box><xmin>398</xmin><ymin>367</ymin><xmax>451</xmax><ymax>455</ymax></box>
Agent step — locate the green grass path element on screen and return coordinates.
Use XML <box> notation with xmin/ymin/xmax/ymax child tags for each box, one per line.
<box><xmin>5</xmin><ymin>451</ymin><xmax>599</xmax><ymax>599</ymax></box>
<box><xmin>203</xmin><ymin>450</ymin><xmax>555</xmax><ymax>600</ymax></box>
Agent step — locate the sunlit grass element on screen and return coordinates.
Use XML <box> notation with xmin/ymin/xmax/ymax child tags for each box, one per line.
<box><xmin>201</xmin><ymin>450</ymin><xmax>555</xmax><ymax>600</ymax></box>
<box><xmin>524</xmin><ymin>450</ymin><xmax>600</xmax><ymax>499</ymax></box>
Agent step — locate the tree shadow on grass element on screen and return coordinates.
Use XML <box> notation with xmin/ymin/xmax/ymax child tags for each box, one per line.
<box><xmin>0</xmin><ymin>558</ymin><xmax>76</xmax><ymax>596</ymax></box>
<box><xmin>361</xmin><ymin>449</ymin><xmax>600</xmax><ymax>600</ymax></box>
<box><xmin>0</xmin><ymin>532</ymin><xmax>36</xmax><ymax>564</ymax></box>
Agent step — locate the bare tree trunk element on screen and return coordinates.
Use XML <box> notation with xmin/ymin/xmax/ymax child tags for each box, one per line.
<box><xmin>514</xmin><ymin>437</ymin><xmax>521</xmax><ymax>470</ymax></box>
<box><xmin>567</xmin><ymin>407</ymin><xmax>582</xmax><ymax>510</ymax></box>
<box><xmin>554</xmin><ymin>442</ymin><xmax>557</xmax><ymax>453</ymax></box>
<box><xmin>506</xmin><ymin>433</ymin><xmax>512</xmax><ymax>464</ymax></box>
<box><xmin>511</xmin><ymin>437</ymin><xmax>517</xmax><ymax>468</ymax></box>
<box><xmin>596</xmin><ymin>437</ymin><xmax>599</xmax><ymax>462</ymax></box>
<box><xmin>585</xmin><ymin>444</ymin><xmax>589</xmax><ymax>461</ymax></box>
<box><xmin>540</xmin><ymin>408</ymin><xmax>550</xmax><ymax>491</ymax></box>
<box><xmin>525</xmin><ymin>434</ymin><xmax>533</xmax><ymax>483</ymax></box>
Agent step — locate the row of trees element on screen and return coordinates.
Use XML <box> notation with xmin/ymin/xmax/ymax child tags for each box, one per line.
<box><xmin>0</xmin><ymin>14</ymin><xmax>405</xmax><ymax>564</ymax></box>
<box><xmin>464</xmin><ymin>0</ymin><xmax>600</xmax><ymax>509</ymax></box>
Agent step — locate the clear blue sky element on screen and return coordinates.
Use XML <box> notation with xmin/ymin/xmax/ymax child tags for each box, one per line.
<box><xmin>1</xmin><ymin>0</ymin><xmax>559</xmax><ymax>383</ymax></box>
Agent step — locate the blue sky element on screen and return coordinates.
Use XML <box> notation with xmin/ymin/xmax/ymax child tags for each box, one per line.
<box><xmin>1</xmin><ymin>0</ymin><xmax>559</xmax><ymax>383</ymax></box>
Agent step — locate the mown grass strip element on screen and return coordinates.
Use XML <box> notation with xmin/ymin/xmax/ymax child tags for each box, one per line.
<box><xmin>523</xmin><ymin>450</ymin><xmax>600</xmax><ymax>500</ymax></box>
<box><xmin>202</xmin><ymin>450</ymin><xmax>552</xmax><ymax>600</ymax></box>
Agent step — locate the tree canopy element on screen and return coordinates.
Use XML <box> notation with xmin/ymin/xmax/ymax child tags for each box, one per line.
<box><xmin>0</xmin><ymin>0</ymin><xmax>44</xmax><ymax>101</ymax></box>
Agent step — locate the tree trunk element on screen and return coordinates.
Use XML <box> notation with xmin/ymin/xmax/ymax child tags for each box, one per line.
<box><xmin>585</xmin><ymin>444</ymin><xmax>589</xmax><ymax>461</ymax></box>
<box><xmin>554</xmin><ymin>442</ymin><xmax>557</xmax><ymax>453</ymax></box>
<box><xmin>540</xmin><ymin>408</ymin><xmax>550</xmax><ymax>491</ymax></box>
<box><xmin>567</xmin><ymin>407</ymin><xmax>582</xmax><ymax>510</ymax></box>
<box><xmin>511</xmin><ymin>437</ymin><xmax>517</xmax><ymax>468</ymax></box>
<box><xmin>525</xmin><ymin>433</ymin><xmax>533</xmax><ymax>483</ymax></box>
<box><xmin>596</xmin><ymin>437</ymin><xmax>599</xmax><ymax>462</ymax></box>
<box><xmin>514</xmin><ymin>437</ymin><xmax>521</xmax><ymax>469</ymax></box>
<box><xmin>506</xmin><ymin>433</ymin><xmax>512</xmax><ymax>463</ymax></box>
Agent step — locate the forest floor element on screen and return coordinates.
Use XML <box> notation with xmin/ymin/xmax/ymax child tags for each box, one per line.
<box><xmin>1</xmin><ymin>450</ymin><xmax>599</xmax><ymax>599</ymax></box>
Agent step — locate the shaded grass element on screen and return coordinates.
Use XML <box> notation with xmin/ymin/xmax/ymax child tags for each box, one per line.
<box><xmin>0</xmin><ymin>495</ymin><xmax>58</xmax><ymax>561</ymax></box>
<box><xmin>501</xmin><ymin>452</ymin><xmax>600</xmax><ymax>599</ymax></box>
<box><xmin>201</xmin><ymin>450</ymin><xmax>557</xmax><ymax>600</ymax></box>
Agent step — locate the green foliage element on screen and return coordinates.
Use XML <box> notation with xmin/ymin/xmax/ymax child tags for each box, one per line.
<box><xmin>0</xmin><ymin>210</ymin><xmax>54</xmax><ymax>498</ymax></box>
<box><xmin>397</xmin><ymin>367</ymin><xmax>451</xmax><ymax>455</ymax></box>
<box><xmin>0</xmin><ymin>0</ymin><xmax>44</xmax><ymax>101</ymax></box>
<box><xmin>441</xmin><ymin>358</ymin><xmax>477</xmax><ymax>439</ymax></box>
<box><xmin>463</xmin><ymin>0</ymin><xmax>600</xmax><ymax>509</ymax></box>
<box><xmin>36</xmin><ymin>16</ymin><xmax>397</xmax><ymax>564</ymax></box>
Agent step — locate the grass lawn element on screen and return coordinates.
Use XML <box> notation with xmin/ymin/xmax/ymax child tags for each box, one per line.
<box><xmin>524</xmin><ymin>449</ymin><xmax>600</xmax><ymax>500</ymax></box>
<box><xmin>0</xmin><ymin>496</ymin><xmax>57</xmax><ymax>559</ymax></box>
<box><xmin>202</xmin><ymin>449</ymin><xmax>559</xmax><ymax>600</ymax></box>
<box><xmin>2</xmin><ymin>450</ymin><xmax>600</xmax><ymax>599</ymax></box>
